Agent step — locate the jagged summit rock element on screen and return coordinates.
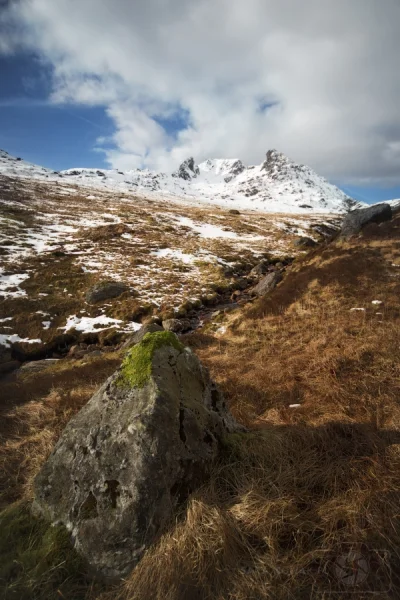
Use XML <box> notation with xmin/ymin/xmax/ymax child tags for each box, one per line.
<box><xmin>33</xmin><ymin>331</ymin><xmax>243</xmax><ymax>579</ymax></box>
<box><xmin>0</xmin><ymin>147</ymin><xmax>363</xmax><ymax>213</ymax></box>
<box><xmin>175</xmin><ymin>157</ymin><xmax>200</xmax><ymax>181</ymax></box>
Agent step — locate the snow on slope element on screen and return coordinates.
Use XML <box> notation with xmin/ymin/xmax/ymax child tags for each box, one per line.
<box><xmin>0</xmin><ymin>148</ymin><xmax>362</xmax><ymax>214</ymax></box>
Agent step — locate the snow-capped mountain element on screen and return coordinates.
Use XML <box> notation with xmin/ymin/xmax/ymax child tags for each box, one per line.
<box><xmin>0</xmin><ymin>148</ymin><xmax>361</xmax><ymax>213</ymax></box>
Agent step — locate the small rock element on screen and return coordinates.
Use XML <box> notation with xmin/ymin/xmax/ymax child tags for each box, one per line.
<box><xmin>228</xmin><ymin>209</ymin><xmax>240</xmax><ymax>215</ymax></box>
<box><xmin>86</xmin><ymin>281</ymin><xmax>130</xmax><ymax>304</ymax></box>
<box><xmin>18</xmin><ymin>359</ymin><xmax>59</xmax><ymax>374</ymax></box>
<box><xmin>251</xmin><ymin>271</ymin><xmax>283</xmax><ymax>297</ymax></box>
<box><xmin>250</xmin><ymin>259</ymin><xmax>270</xmax><ymax>277</ymax></box>
<box><xmin>233</xmin><ymin>277</ymin><xmax>250</xmax><ymax>291</ymax></box>
<box><xmin>162</xmin><ymin>318</ymin><xmax>192</xmax><ymax>333</ymax></box>
<box><xmin>293</xmin><ymin>237</ymin><xmax>317</xmax><ymax>248</ymax></box>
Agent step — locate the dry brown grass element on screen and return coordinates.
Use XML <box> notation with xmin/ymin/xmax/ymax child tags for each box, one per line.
<box><xmin>0</xmin><ymin>354</ymin><xmax>120</xmax><ymax>508</ymax></box>
<box><xmin>111</xmin><ymin>218</ymin><xmax>400</xmax><ymax>599</ymax></box>
<box><xmin>3</xmin><ymin>212</ymin><xmax>400</xmax><ymax>599</ymax></box>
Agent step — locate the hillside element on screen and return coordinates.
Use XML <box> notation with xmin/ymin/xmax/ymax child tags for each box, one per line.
<box><xmin>1</xmin><ymin>195</ymin><xmax>400</xmax><ymax>597</ymax></box>
<box><xmin>0</xmin><ymin>148</ymin><xmax>359</xmax><ymax>213</ymax></box>
<box><xmin>0</xmin><ymin>170</ymin><xmax>342</xmax><ymax>356</ymax></box>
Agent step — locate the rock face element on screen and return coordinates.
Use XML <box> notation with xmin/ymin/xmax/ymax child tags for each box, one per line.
<box><xmin>340</xmin><ymin>204</ymin><xmax>392</xmax><ymax>238</ymax></box>
<box><xmin>86</xmin><ymin>281</ymin><xmax>130</xmax><ymax>304</ymax></box>
<box><xmin>33</xmin><ymin>332</ymin><xmax>243</xmax><ymax>579</ymax></box>
<box><xmin>251</xmin><ymin>271</ymin><xmax>282</xmax><ymax>296</ymax></box>
<box><xmin>175</xmin><ymin>157</ymin><xmax>200</xmax><ymax>181</ymax></box>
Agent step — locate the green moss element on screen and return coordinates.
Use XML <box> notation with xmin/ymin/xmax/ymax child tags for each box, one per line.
<box><xmin>0</xmin><ymin>502</ymin><xmax>88</xmax><ymax>600</ymax></box>
<box><xmin>118</xmin><ymin>331</ymin><xmax>184</xmax><ymax>388</ymax></box>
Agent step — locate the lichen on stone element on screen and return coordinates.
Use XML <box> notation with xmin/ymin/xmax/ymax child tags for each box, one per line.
<box><xmin>117</xmin><ymin>331</ymin><xmax>184</xmax><ymax>388</ymax></box>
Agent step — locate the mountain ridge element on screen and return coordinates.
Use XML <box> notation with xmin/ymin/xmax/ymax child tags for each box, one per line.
<box><xmin>0</xmin><ymin>147</ymin><xmax>362</xmax><ymax>213</ymax></box>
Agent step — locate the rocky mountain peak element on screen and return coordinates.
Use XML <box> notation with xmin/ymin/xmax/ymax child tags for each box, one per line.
<box><xmin>175</xmin><ymin>157</ymin><xmax>200</xmax><ymax>181</ymax></box>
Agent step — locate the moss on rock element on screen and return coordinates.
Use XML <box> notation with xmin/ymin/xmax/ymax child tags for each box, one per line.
<box><xmin>117</xmin><ymin>331</ymin><xmax>184</xmax><ymax>388</ymax></box>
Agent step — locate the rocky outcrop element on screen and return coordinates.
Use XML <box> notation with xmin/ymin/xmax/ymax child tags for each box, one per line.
<box><xmin>224</xmin><ymin>160</ymin><xmax>245</xmax><ymax>182</ymax></box>
<box><xmin>175</xmin><ymin>158</ymin><xmax>200</xmax><ymax>181</ymax></box>
<box><xmin>251</xmin><ymin>271</ymin><xmax>282</xmax><ymax>296</ymax></box>
<box><xmin>340</xmin><ymin>204</ymin><xmax>392</xmax><ymax>239</ymax></box>
<box><xmin>86</xmin><ymin>281</ymin><xmax>130</xmax><ymax>304</ymax></box>
<box><xmin>33</xmin><ymin>331</ymin><xmax>243</xmax><ymax>579</ymax></box>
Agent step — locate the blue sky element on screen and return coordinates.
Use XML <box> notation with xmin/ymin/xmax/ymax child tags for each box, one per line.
<box><xmin>0</xmin><ymin>53</ymin><xmax>113</xmax><ymax>170</ymax></box>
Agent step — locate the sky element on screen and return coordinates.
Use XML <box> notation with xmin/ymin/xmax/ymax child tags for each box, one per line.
<box><xmin>1</xmin><ymin>0</ymin><xmax>400</xmax><ymax>203</ymax></box>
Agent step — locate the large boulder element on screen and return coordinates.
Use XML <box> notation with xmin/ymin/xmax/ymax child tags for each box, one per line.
<box><xmin>340</xmin><ymin>204</ymin><xmax>392</xmax><ymax>239</ymax></box>
<box><xmin>33</xmin><ymin>332</ymin><xmax>243</xmax><ymax>579</ymax></box>
<box><xmin>86</xmin><ymin>281</ymin><xmax>130</xmax><ymax>304</ymax></box>
<box><xmin>251</xmin><ymin>271</ymin><xmax>282</xmax><ymax>297</ymax></box>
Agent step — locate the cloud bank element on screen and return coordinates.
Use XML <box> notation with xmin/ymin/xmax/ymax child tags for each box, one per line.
<box><xmin>2</xmin><ymin>0</ymin><xmax>400</xmax><ymax>184</ymax></box>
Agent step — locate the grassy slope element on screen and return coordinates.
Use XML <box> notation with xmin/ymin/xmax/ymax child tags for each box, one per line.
<box><xmin>2</xmin><ymin>215</ymin><xmax>400</xmax><ymax>598</ymax></box>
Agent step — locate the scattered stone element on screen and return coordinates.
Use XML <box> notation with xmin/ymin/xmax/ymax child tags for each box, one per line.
<box><xmin>18</xmin><ymin>359</ymin><xmax>59</xmax><ymax>374</ymax></box>
<box><xmin>293</xmin><ymin>236</ymin><xmax>317</xmax><ymax>248</ymax></box>
<box><xmin>162</xmin><ymin>318</ymin><xmax>192</xmax><ymax>333</ymax></box>
<box><xmin>33</xmin><ymin>332</ymin><xmax>244</xmax><ymax>578</ymax></box>
<box><xmin>86</xmin><ymin>281</ymin><xmax>130</xmax><ymax>304</ymax></box>
<box><xmin>232</xmin><ymin>277</ymin><xmax>251</xmax><ymax>291</ymax></box>
<box><xmin>340</xmin><ymin>204</ymin><xmax>392</xmax><ymax>239</ymax></box>
<box><xmin>250</xmin><ymin>259</ymin><xmax>271</xmax><ymax>277</ymax></box>
<box><xmin>251</xmin><ymin>271</ymin><xmax>283</xmax><ymax>297</ymax></box>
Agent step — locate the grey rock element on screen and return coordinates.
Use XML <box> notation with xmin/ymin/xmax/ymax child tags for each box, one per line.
<box><xmin>162</xmin><ymin>318</ymin><xmax>191</xmax><ymax>333</ymax></box>
<box><xmin>18</xmin><ymin>359</ymin><xmax>60</xmax><ymax>374</ymax></box>
<box><xmin>121</xmin><ymin>323</ymin><xmax>163</xmax><ymax>350</ymax></box>
<box><xmin>175</xmin><ymin>158</ymin><xmax>200</xmax><ymax>181</ymax></box>
<box><xmin>33</xmin><ymin>332</ymin><xmax>243</xmax><ymax>578</ymax></box>
<box><xmin>86</xmin><ymin>281</ymin><xmax>130</xmax><ymax>304</ymax></box>
<box><xmin>340</xmin><ymin>204</ymin><xmax>392</xmax><ymax>238</ymax></box>
<box><xmin>293</xmin><ymin>236</ymin><xmax>317</xmax><ymax>248</ymax></box>
<box><xmin>251</xmin><ymin>271</ymin><xmax>282</xmax><ymax>297</ymax></box>
<box><xmin>250</xmin><ymin>259</ymin><xmax>271</xmax><ymax>277</ymax></box>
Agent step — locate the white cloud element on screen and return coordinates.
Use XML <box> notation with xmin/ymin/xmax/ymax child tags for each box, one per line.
<box><xmin>2</xmin><ymin>0</ymin><xmax>400</xmax><ymax>184</ymax></box>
